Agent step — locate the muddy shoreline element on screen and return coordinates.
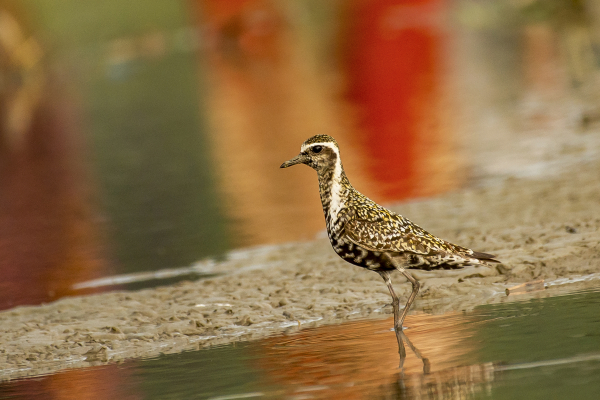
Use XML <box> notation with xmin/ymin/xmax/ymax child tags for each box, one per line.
<box><xmin>1</xmin><ymin>154</ymin><xmax>600</xmax><ymax>381</ymax></box>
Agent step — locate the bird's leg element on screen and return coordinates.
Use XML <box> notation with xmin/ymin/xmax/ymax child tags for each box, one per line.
<box><xmin>378</xmin><ymin>271</ymin><xmax>400</xmax><ymax>331</ymax></box>
<box><xmin>386</xmin><ymin>255</ymin><xmax>421</xmax><ymax>328</ymax></box>
<box><xmin>378</xmin><ymin>270</ymin><xmax>405</xmax><ymax>362</ymax></box>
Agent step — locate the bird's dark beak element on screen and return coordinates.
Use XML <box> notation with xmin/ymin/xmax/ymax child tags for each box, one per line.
<box><xmin>280</xmin><ymin>153</ymin><xmax>308</xmax><ymax>168</ymax></box>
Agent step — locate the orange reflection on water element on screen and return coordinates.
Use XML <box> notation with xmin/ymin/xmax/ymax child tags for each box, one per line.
<box><xmin>45</xmin><ymin>367</ymin><xmax>140</xmax><ymax>400</ymax></box>
<box><xmin>194</xmin><ymin>0</ymin><xmax>463</xmax><ymax>247</ymax></box>
<box><xmin>4</xmin><ymin>364</ymin><xmax>141</xmax><ymax>400</ymax></box>
<box><xmin>194</xmin><ymin>0</ymin><xmax>376</xmax><ymax>246</ymax></box>
<box><xmin>255</xmin><ymin>313</ymin><xmax>491</xmax><ymax>398</ymax></box>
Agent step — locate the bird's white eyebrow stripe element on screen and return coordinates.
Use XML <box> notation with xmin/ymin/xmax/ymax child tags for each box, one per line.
<box><xmin>301</xmin><ymin>142</ymin><xmax>339</xmax><ymax>156</ymax></box>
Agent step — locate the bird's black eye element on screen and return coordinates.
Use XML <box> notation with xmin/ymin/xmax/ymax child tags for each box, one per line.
<box><xmin>312</xmin><ymin>145</ymin><xmax>322</xmax><ymax>154</ymax></box>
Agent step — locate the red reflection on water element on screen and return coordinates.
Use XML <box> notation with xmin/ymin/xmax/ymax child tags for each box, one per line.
<box><xmin>192</xmin><ymin>0</ymin><xmax>377</xmax><ymax>246</ymax></box>
<box><xmin>193</xmin><ymin>0</ymin><xmax>464</xmax><ymax>247</ymax></box>
<box><xmin>0</xmin><ymin>88</ymin><xmax>108</xmax><ymax>310</ymax></box>
<box><xmin>343</xmin><ymin>0</ymin><xmax>461</xmax><ymax>201</ymax></box>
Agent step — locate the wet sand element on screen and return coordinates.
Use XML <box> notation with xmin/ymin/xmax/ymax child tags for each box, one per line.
<box><xmin>2</xmin><ymin>137</ymin><xmax>600</xmax><ymax>381</ymax></box>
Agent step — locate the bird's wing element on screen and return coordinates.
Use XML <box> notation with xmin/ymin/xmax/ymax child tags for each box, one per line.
<box><xmin>341</xmin><ymin>191</ymin><xmax>497</xmax><ymax>264</ymax></box>
<box><xmin>343</xmin><ymin>211</ymin><xmax>454</xmax><ymax>255</ymax></box>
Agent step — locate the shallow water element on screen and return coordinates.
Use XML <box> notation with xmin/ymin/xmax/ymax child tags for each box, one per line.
<box><xmin>2</xmin><ymin>286</ymin><xmax>599</xmax><ymax>399</ymax></box>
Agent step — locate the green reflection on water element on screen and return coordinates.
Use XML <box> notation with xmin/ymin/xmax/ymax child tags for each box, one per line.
<box><xmin>88</xmin><ymin>51</ymin><xmax>230</xmax><ymax>273</ymax></box>
<box><xmin>470</xmin><ymin>289</ymin><xmax>600</xmax><ymax>399</ymax></box>
<box><xmin>22</xmin><ymin>0</ymin><xmax>231</xmax><ymax>273</ymax></box>
<box><xmin>135</xmin><ymin>343</ymin><xmax>271</xmax><ymax>400</ymax></box>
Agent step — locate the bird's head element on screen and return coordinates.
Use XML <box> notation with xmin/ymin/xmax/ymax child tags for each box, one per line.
<box><xmin>280</xmin><ymin>135</ymin><xmax>341</xmax><ymax>173</ymax></box>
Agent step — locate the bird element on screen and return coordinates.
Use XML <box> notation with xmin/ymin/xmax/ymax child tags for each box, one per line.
<box><xmin>280</xmin><ymin>134</ymin><xmax>499</xmax><ymax>334</ymax></box>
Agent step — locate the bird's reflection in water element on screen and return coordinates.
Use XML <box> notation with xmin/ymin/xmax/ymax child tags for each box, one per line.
<box><xmin>381</xmin><ymin>362</ymin><xmax>498</xmax><ymax>400</ymax></box>
<box><xmin>256</xmin><ymin>313</ymin><xmax>500</xmax><ymax>399</ymax></box>
<box><xmin>396</xmin><ymin>330</ymin><xmax>431</xmax><ymax>373</ymax></box>
<box><xmin>385</xmin><ymin>330</ymin><xmax>498</xmax><ymax>400</ymax></box>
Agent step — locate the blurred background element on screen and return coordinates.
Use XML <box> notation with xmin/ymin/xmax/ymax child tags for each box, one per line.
<box><xmin>2</xmin><ymin>0</ymin><xmax>600</xmax><ymax>311</ymax></box>
<box><xmin>3</xmin><ymin>1</ymin><xmax>600</xmax><ymax>399</ymax></box>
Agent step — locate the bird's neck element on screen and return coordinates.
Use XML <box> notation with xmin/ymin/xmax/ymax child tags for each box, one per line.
<box><xmin>317</xmin><ymin>161</ymin><xmax>351</xmax><ymax>223</ymax></box>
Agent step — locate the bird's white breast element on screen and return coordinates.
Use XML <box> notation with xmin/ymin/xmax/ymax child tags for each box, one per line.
<box><xmin>328</xmin><ymin>157</ymin><xmax>344</xmax><ymax>220</ymax></box>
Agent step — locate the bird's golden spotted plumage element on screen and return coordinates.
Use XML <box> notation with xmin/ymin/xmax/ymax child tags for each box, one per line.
<box><xmin>281</xmin><ymin>135</ymin><xmax>499</xmax><ymax>332</ymax></box>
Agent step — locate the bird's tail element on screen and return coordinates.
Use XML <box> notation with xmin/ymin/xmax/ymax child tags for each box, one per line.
<box><xmin>471</xmin><ymin>251</ymin><xmax>501</xmax><ymax>263</ymax></box>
